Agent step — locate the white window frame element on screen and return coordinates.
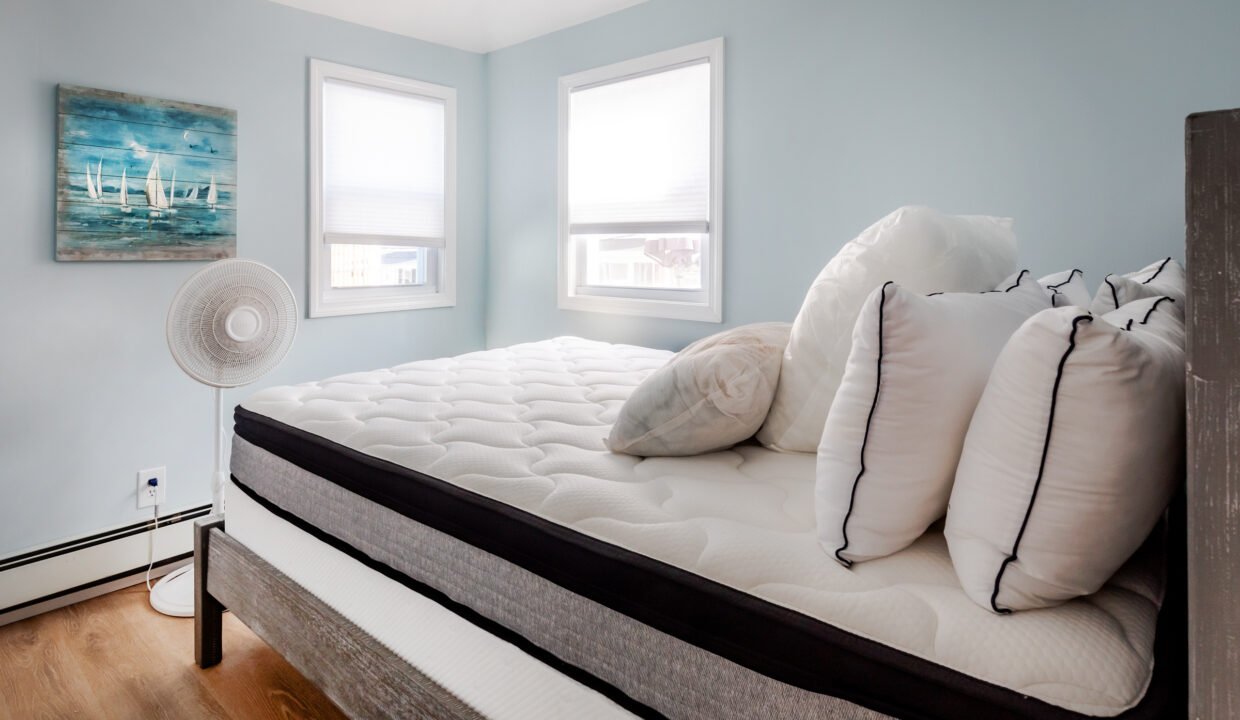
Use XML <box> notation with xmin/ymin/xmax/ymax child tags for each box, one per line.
<box><xmin>308</xmin><ymin>59</ymin><xmax>457</xmax><ymax>318</ymax></box>
<box><xmin>557</xmin><ymin>38</ymin><xmax>724</xmax><ymax>323</ymax></box>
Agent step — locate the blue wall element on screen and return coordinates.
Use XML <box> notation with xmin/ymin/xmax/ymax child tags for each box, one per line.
<box><xmin>0</xmin><ymin>0</ymin><xmax>488</xmax><ymax>556</ymax></box>
<box><xmin>5</xmin><ymin>0</ymin><xmax>1240</xmax><ymax>559</ymax></box>
<box><xmin>486</xmin><ymin>0</ymin><xmax>1240</xmax><ymax>349</ymax></box>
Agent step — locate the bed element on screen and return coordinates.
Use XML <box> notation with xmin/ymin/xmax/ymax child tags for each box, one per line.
<box><xmin>194</xmin><ymin>335</ymin><xmax>1184</xmax><ymax>720</ymax></box>
<box><xmin>190</xmin><ymin>108</ymin><xmax>1240</xmax><ymax>718</ymax></box>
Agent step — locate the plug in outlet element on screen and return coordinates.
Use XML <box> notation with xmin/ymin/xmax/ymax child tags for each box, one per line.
<box><xmin>137</xmin><ymin>467</ymin><xmax>167</xmax><ymax>508</ymax></box>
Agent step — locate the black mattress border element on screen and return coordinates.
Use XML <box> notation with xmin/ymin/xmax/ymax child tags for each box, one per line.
<box><xmin>235</xmin><ymin>406</ymin><xmax>1186</xmax><ymax>720</ymax></box>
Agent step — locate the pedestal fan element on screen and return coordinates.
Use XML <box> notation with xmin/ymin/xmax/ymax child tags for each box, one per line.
<box><xmin>149</xmin><ymin>258</ymin><xmax>297</xmax><ymax>617</ymax></box>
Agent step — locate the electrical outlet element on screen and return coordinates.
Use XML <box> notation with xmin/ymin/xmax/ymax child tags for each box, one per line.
<box><xmin>137</xmin><ymin>467</ymin><xmax>167</xmax><ymax>508</ymax></box>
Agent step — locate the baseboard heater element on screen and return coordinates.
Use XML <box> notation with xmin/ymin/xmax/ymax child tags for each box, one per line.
<box><xmin>0</xmin><ymin>504</ymin><xmax>212</xmax><ymax>626</ymax></box>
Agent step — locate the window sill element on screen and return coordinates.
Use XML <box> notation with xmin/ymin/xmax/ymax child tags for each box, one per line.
<box><xmin>558</xmin><ymin>293</ymin><xmax>721</xmax><ymax>322</ymax></box>
<box><xmin>310</xmin><ymin>291</ymin><xmax>455</xmax><ymax>318</ymax></box>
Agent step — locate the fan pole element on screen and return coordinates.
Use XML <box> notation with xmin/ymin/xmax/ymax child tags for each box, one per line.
<box><xmin>149</xmin><ymin>387</ymin><xmax>224</xmax><ymax>619</ymax></box>
<box><xmin>213</xmin><ymin>386</ymin><xmax>226</xmax><ymax>514</ymax></box>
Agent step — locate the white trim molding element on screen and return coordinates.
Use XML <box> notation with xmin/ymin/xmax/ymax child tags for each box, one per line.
<box><xmin>557</xmin><ymin>38</ymin><xmax>725</xmax><ymax>323</ymax></box>
<box><xmin>308</xmin><ymin>59</ymin><xmax>458</xmax><ymax>318</ymax></box>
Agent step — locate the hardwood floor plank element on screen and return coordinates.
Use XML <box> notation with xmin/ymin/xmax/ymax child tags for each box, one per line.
<box><xmin>64</xmin><ymin>589</ymin><xmax>229</xmax><ymax>720</ymax></box>
<box><xmin>0</xmin><ymin>609</ymin><xmax>105</xmax><ymax>720</ymax></box>
<box><xmin>0</xmin><ymin>584</ymin><xmax>346</xmax><ymax>720</ymax></box>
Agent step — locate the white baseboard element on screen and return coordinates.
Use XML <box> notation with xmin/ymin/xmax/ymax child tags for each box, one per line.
<box><xmin>0</xmin><ymin>557</ymin><xmax>193</xmax><ymax>627</ymax></box>
<box><xmin>0</xmin><ymin>505</ymin><xmax>211</xmax><ymax>626</ymax></box>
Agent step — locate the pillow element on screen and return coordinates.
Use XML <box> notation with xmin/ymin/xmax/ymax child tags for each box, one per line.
<box><xmin>817</xmin><ymin>270</ymin><xmax>1051</xmax><ymax>566</ymax></box>
<box><xmin>1127</xmin><ymin>256</ymin><xmax>1185</xmax><ymax>289</ymax></box>
<box><xmin>1038</xmin><ymin>268</ymin><xmax>1090</xmax><ymax>307</ymax></box>
<box><xmin>758</xmin><ymin>206</ymin><xmax>1018</xmax><ymax>453</ymax></box>
<box><xmin>1089</xmin><ymin>257</ymin><xmax>1185</xmax><ymax>314</ymax></box>
<box><xmin>1103</xmin><ymin>295</ymin><xmax>1184</xmax><ymax>348</ymax></box>
<box><xmin>608</xmin><ymin>323</ymin><xmax>792</xmax><ymax>457</ymax></box>
<box><xmin>945</xmin><ymin>305</ymin><xmax>1184</xmax><ymax>613</ymax></box>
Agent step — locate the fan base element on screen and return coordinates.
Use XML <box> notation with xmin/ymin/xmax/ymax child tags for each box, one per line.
<box><xmin>150</xmin><ymin>563</ymin><xmax>195</xmax><ymax>617</ymax></box>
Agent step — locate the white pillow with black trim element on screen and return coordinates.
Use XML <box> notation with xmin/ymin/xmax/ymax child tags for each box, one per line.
<box><xmin>816</xmin><ymin>270</ymin><xmax>1051</xmax><ymax>566</ymax></box>
<box><xmin>1127</xmin><ymin>256</ymin><xmax>1185</xmax><ymax>288</ymax></box>
<box><xmin>945</xmin><ymin>300</ymin><xmax>1184</xmax><ymax>613</ymax></box>
<box><xmin>1038</xmin><ymin>268</ymin><xmax>1090</xmax><ymax>307</ymax></box>
<box><xmin>1089</xmin><ymin>257</ymin><xmax>1185</xmax><ymax>314</ymax></box>
<box><xmin>1103</xmin><ymin>295</ymin><xmax>1184</xmax><ymax>349</ymax></box>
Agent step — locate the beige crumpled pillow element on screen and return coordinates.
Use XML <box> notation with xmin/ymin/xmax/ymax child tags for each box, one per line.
<box><xmin>608</xmin><ymin>323</ymin><xmax>793</xmax><ymax>457</ymax></box>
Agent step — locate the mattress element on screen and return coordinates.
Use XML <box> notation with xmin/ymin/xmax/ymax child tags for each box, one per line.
<box><xmin>234</xmin><ymin>337</ymin><xmax>1181</xmax><ymax>719</ymax></box>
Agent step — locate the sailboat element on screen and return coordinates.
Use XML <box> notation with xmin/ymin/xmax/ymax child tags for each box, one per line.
<box><xmin>145</xmin><ymin>156</ymin><xmax>169</xmax><ymax>217</ymax></box>
<box><xmin>119</xmin><ymin>167</ymin><xmax>131</xmax><ymax>213</ymax></box>
<box><xmin>84</xmin><ymin>159</ymin><xmax>102</xmax><ymax>201</ymax></box>
<box><xmin>144</xmin><ymin>158</ymin><xmax>159</xmax><ymax>217</ymax></box>
<box><xmin>206</xmin><ymin>175</ymin><xmax>218</xmax><ymax>212</ymax></box>
<box><xmin>185</xmin><ymin>183</ymin><xmax>198</xmax><ymax>201</ymax></box>
<box><xmin>168</xmin><ymin>169</ymin><xmax>178</xmax><ymax>215</ymax></box>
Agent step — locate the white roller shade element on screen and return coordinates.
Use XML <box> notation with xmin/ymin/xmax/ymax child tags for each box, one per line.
<box><xmin>322</xmin><ymin>79</ymin><xmax>446</xmax><ymax>246</ymax></box>
<box><xmin>568</xmin><ymin>60</ymin><xmax>711</xmax><ymax>234</ymax></box>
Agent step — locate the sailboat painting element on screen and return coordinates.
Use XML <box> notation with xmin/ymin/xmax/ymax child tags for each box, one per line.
<box><xmin>55</xmin><ymin>85</ymin><xmax>236</xmax><ymax>261</ymax></box>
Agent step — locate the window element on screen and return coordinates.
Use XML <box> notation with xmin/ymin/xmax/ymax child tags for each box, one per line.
<box><xmin>309</xmin><ymin>60</ymin><xmax>456</xmax><ymax>317</ymax></box>
<box><xmin>558</xmin><ymin>39</ymin><xmax>724</xmax><ymax>322</ymax></box>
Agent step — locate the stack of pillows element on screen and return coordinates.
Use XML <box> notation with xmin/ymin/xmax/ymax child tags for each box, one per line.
<box><xmin>609</xmin><ymin>206</ymin><xmax>1185</xmax><ymax>614</ymax></box>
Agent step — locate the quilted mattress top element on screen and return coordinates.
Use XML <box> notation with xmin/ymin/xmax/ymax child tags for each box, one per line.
<box><xmin>242</xmin><ymin>337</ymin><xmax>1164</xmax><ymax>717</ymax></box>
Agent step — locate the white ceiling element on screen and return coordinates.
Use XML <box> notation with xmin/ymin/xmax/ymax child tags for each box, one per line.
<box><xmin>270</xmin><ymin>0</ymin><xmax>651</xmax><ymax>53</ymax></box>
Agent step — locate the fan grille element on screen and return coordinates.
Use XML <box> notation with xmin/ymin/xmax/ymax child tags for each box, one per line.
<box><xmin>167</xmin><ymin>259</ymin><xmax>297</xmax><ymax>388</ymax></box>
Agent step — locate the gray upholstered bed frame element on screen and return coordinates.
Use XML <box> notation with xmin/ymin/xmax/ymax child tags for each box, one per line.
<box><xmin>195</xmin><ymin>109</ymin><xmax>1240</xmax><ymax>720</ymax></box>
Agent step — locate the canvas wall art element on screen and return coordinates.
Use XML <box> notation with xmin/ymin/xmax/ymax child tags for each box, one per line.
<box><xmin>56</xmin><ymin>85</ymin><xmax>237</xmax><ymax>261</ymax></box>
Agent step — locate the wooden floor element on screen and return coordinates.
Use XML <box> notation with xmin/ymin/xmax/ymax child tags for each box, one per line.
<box><xmin>0</xmin><ymin>583</ymin><xmax>347</xmax><ymax>720</ymax></box>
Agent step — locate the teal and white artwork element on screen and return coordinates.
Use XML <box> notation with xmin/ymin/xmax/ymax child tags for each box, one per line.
<box><xmin>56</xmin><ymin>85</ymin><xmax>237</xmax><ymax>261</ymax></box>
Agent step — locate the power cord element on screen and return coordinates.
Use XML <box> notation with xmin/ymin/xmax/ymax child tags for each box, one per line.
<box><xmin>144</xmin><ymin>477</ymin><xmax>160</xmax><ymax>592</ymax></box>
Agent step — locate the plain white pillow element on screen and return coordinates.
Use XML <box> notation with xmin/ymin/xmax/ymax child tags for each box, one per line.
<box><xmin>758</xmin><ymin>206</ymin><xmax>1018</xmax><ymax>453</ymax></box>
<box><xmin>1089</xmin><ymin>257</ymin><xmax>1185</xmax><ymax>314</ymax></box>
<box><xmin>817</xmin><ymin>271</ymin><xmax>1051</xmax><ymax>566</ymax></box>
<box><xmin>1038</xmin><ymin>268</ymin><xmax>1091</xmax><ymax>307</ymax></box>
<box><xmin>608</xmin><ymin>323</ymin><xmax>792</xmax><ymax>457</ymax></box>
<box><xmin>945</xmin><ymin>304</ymin><xmax>1184</xmax><ymax>613</ymax></box>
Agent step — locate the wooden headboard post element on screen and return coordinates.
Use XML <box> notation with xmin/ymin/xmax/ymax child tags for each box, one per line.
<box><xmin>1185</xmin><ymin>108</ymin><xmax>1240</xmax><ymax>720</ymax></box>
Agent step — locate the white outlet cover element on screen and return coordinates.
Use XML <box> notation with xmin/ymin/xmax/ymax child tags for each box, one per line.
<box><xmin>137</xmin><ymin>467</ymin><xmax>167</xmax><ymax>508</ymax></box>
